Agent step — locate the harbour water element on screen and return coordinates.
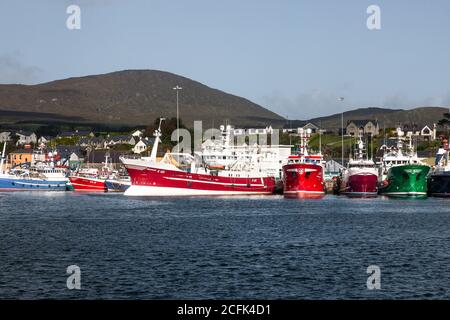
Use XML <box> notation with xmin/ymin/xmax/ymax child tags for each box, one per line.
<box><xmin>1</xmin><ymin>192</ymin><xmax>450</xmax><ymax>299</ymax></box>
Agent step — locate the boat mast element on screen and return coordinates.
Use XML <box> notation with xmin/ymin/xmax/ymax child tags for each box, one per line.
<box><xmin>0</xmin><ymin>142</ymin><xmax>6</xmax><ymax>174</ymax></box>
<box><xmin>318</xmin><ymin>120</ymin><xmax>322</xmax><ymax>156</ymax></box>
<box><xmin>150</xmin><ymin>118</ymin><xmax>165</xmax><ymax>162</ymax></box>
<box><xmin>341</xmin><ymin>112</ymin><xmax>344</xmax><ymax>166</ymax></box>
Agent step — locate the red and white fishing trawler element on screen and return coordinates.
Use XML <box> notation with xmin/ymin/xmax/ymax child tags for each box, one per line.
<box><xmin>120</xmin><ymin>119</ymin><xmax>276</xmax><ymax>196</ymax></box>
<box><xmin>282</xmin><ymin>128</ymin><xmax>325</xmax><ymax>199</ymax></box>
<box><xmin>338</xmin><ymin>134</ymin><xmax>378</xmax><ymax>197</ymax></box>
<box><xmin>68</xmin><ymin>155</ymin><xmax>112</xmax><ymax>192</ymax></box>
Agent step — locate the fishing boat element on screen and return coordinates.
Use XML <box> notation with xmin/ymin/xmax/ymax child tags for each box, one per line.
<box><xmin>68</xmin><ymin>155</ymin><xmax>112</xmax><ymax>192</ymax></box>
<box><xmin>105</xmin><ymin>171</ymin><xmax>131</xmax><ymax>192</ymax></box>
<box><xmin>282</xmin><ymin>128</ymin><xmax>325</xmax><ymax>199</ymax></box>
<box><xmin>338</xmin><ymin>134</ymin><xmax>378</xmax><ymax>197</ymax></box>
<box><xmin>120</xmin><ymin>119</ymin><xmax>276</xmax><ymax>196</ymax></box>
<box><xmin>378</xmin><ymin>128</ymin><xmax>430</xmax><ymax>198</ymax></box>
<box><xmin>0</xmin><ymin>142</ymin><xmax>68</xmax><ymax>191</ymax></box>
<box><xmin>428</xmin><ymin>139</ymin><xmax>450</xmax><ymax>197</ymax></box>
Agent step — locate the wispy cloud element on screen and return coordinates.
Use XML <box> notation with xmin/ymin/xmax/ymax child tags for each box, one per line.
<box><xmin>0</xmin><ymin>52</ymin><xmax>42</xmax><ymax>84</ymax></box>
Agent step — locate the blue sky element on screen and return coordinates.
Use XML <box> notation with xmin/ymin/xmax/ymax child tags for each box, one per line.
<box><xmin>0</xmin><ymin>0</ymin><xmax>449</xmax><ymax>119</ymax></box>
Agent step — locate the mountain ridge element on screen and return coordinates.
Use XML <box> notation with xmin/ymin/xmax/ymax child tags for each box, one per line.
<box><xmin>0</xmin><ymin>70</ymin><xmax>448</xmax><ymax>131</ymax></box>
<box><xmin>0</xmin><ymin>69</ymin><xmax>284</xmax><ymax>128</ymax></box>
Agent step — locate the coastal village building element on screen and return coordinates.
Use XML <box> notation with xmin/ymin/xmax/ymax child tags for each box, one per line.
<box><xmin>78</xmin><ymin>137</ymin><xmax>106</xmax><ymax>149</ymax></box>
<box><xmin>106</xmin><ymin>135</ymin><xmax>136</xmax><ymax>147</ymax></box>
<box><xmin>0</xmin><ymin>131</ymin><xmax>12</xmax><ymax>143</ymax></box>
<box><xmin>57</xmin><ymin>130</ymin><xmax>95</xmax><ymax>139</ymax></box>
<box><xmin>131</xmin><ymin>130</ymin><xmax>144</xmax><ymax>138</ymax></box>
<box><xmin>8</xmin><ymin>149</ymin><xmax>34</xmax><ymax>166</ymax></box>
<box><xmin>396</xmin><ymin>124</ymin><xmax>437</xmax><ymax>141</ymax></box>
<box><xmin>346</xmin><ymin>120</ymin><xmax>379</xmax><ymax>137</ymax></box>
<box><xmin>16</xmin><ymin>131</ymin><xmax>37</xmax><ymax>145</ymax></box>
<box><xmin>282</xmin><ymin>123</ymin><xmax>320</xmax><ymax>134</ymax></box>
<box><xmin>133</xmin><ymin>138</ymin><xmax>153</xmax><ymax>154</ymax></box>
<box><xmin>38</xmin><ymin>136</ymin><xmax>53</xmax><ymax>145</ymax></box>
<box><xmin>56</xmin><ymin>146</ymin><xmax>84</xmax><ymax>168</ymax></box>
<box><xmin>67</xmin><ymin>152</ymin><xmax>84</xmax><ymax>168</ymax></box>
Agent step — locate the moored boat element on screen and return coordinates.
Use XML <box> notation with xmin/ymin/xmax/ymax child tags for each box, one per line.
<box><xmin>282</xmin><ymin>128</ymin><xmax>325</xmax><ymax>199</ymax></box>
<box><xmin>68</xmin><ymin>174</ymin><xmax>107</xmax><ymax>192</ymax></box>
<box><xmin>0</xmin><ymin>142</ymin><xmax>67</xmax><ymax>191</ymax></box>
<box><xmin>378</xmin><ymin>128</ymin><xmax>430</xmax><ymax>198</ymax></box>
<box><xmin>338</xmin><ymin>134</ymin><xmax>378</xmax><ymax>197</ymax></box>
<box><xmin>121</xmin><ymin>119</ymin><xmax>276</xmax><ymax>196</ymax></box>
<box><xmin>68</xmin><ymin>155</ymin><xmax>112</xmax><ymax>192</ymax></box>
<box><xmin>105</xmin><ymin>175</ymin><xmax>131</xmax><ymax>192</ymax></box>
<box><xmin>428</xmin><ymin>139</ymin><xmax>450</xmax><ymax>197</ymax></box>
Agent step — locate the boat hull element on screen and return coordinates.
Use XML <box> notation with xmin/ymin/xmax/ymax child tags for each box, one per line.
<box><xmin>379</xmin><ymin>165</ymin><xmax>430</xmax><ymax>198</ymax></box>
<box><xmin>340</xmin><ymin>173</ymin><xmax>378</xmax><ymax>197</ymax></box>
<box><xmin>428</xmin><ymin>174</ymin><xmax>450</xmax><ymax>197</ymax></box>
<box><xmin>105</xmin><ymin>179</ymin><xmax>131</xmax><ymax>192</ymax></box>
<box><xmin>282</xmin><ymin>163</ymin><xmax>325</xmax><ymax>198</ymax></box>
<box><xmin>0</xmin><ymin>177</ymin><xmax>67</xmax><ymax>191</ymax></box>
<box><xmin>68</xmin><ymin>176</ymin><xmax>107</xmax><ymax>192</ymax></box>
<box><xmin>123</xmin><ymin>166</ymin><xmax>276</xmax><ymax>197</ymax></box>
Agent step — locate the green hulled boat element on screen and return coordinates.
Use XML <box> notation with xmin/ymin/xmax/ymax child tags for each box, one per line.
<box><xmin>378</xmin><ymin>128</ymin><xmax>431</xmax><ymax>198</ymax></box>
<box><xmin>379</xmin><ymin>164</ymin><xmax>430</xmax><ymax>197</ymax></box>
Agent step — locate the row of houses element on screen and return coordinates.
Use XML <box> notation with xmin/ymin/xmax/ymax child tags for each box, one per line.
<box><xmin>7</xmin><ymin>146</ymin><xmax>130</xmax><ymax>169</ymax></box>
<box><xmin>282</xmin><ymin>120</ymin><xmax>438</xmax><ymax>141</ymax></box>
<box><xmin>0</xmin><ymin>131</ymin><xmax>38</xmax><ymax>145</ymax></box>
<box><xmin>78</xmin><ymin>135</ymin><xmax>154</xmax><ymax>154</ymax></box>
<box><xmin>0</xmin><ymin>129</ymin><xmax>152</xmax><ymax>152</ymax></box>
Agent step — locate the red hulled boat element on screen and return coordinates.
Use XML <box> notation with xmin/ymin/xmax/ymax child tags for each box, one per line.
<box><xmin>338</xmin><ymin>134</ymin><xmax>378</xmax><ymax>197</ymax></box>
<box><xmin>121</xmin><ymin>119</ymin><xmax>276</xmax><ymax>196</ymax></box>
<box><xmin>68</xmin><ymin>175</ymin><xmax>107</xmax><ymax>192</ymax></box>
<box><xmin>282</xmin><ymin>128</ymin><xmax>325</xmax><ymax>199</ymax></box>
<box><xmin>68</xmin><ymin>156</ymin><xmax>112</xmax><ymax>192</ymax></box>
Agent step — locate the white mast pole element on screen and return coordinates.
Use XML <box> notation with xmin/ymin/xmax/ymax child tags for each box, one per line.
<box><xmin>338</xmin><ymin>97</ymin><xmax>345</xmax><ymax>166</ymax></box>
<box><xmin>173</xmin><ymin>85</ymin><xmax>182</xmax><ymax>152</ymax></box>
<box><xmin>150</xmin><ymin>118</ymin><xmax>165</xmax><ymax>162</ymax></box>
<box><xmin>341</xmin><ymin>112</ymin><xmax>344</xmax><ymax>166</ymax></box>
<box><xmin>0</xmin><ymin>142</ymin><xmax>6</xmax><ymax>174</ymax></box>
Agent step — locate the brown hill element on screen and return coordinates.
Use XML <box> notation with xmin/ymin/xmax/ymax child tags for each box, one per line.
<box><xmin>0</xmin><ymin>70</ymin><xmax>284</xmax><ymax>128</ymax></box>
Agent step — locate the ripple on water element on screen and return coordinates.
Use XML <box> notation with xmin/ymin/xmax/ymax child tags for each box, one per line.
<box><xmin>1</xmin><ymin>193</ymin><xmax>450</xmax><ymax>299</ymax></box>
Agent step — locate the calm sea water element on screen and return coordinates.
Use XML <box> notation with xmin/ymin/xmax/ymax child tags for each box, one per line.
<box><xmin>1</xmin><ymin>192</ymin><xmax>450</xmax><ymax>299</ymax></box>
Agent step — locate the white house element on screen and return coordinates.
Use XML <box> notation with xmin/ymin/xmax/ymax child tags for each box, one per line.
<box><xmin>16</xmin><ymin>132</ymin><xmax>37</xmax><ymax>145</ymax></box>
<box><xmin>0</xmin><ymin>131</ymin><xmax>12</xmax><ymax>143</ymax></box>
<box><xmin>38</xmin><ymin>136</ymin><xmax>52</xmax><ymax>145</ymax></box>
<box><xmin>131</xmin><ymin>129</ymin><xmax>144</xmax><ymax>138</ymax></box>
<box><xmin>420</xmin><ymin>125</ymin><xmax>437</xmax><ymax>140</ymax></box>
<box><xmin>398</xmin><ymin>124</ymin><xmax>437</xmax><ymax>141</ymax></box>
<box><xmin>300</xmin><ymin>123</ymin><xmax>319</xmax><ymax>134</ymax></box>
<box><xmin>133</xmin><ymin>138</ymin><xmax>152</xmax><ymax>154</ymax></box>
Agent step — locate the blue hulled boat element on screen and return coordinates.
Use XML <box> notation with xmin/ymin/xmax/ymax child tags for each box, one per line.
<box><xmin>0</xmin><ymin>143</ymin><xmax>68</xmax><ymax>191</ymax></box>
<box><xmin>0</xmin><ymin>170</ymin><xmax>68</xmax><ymax>191</ymax></box>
